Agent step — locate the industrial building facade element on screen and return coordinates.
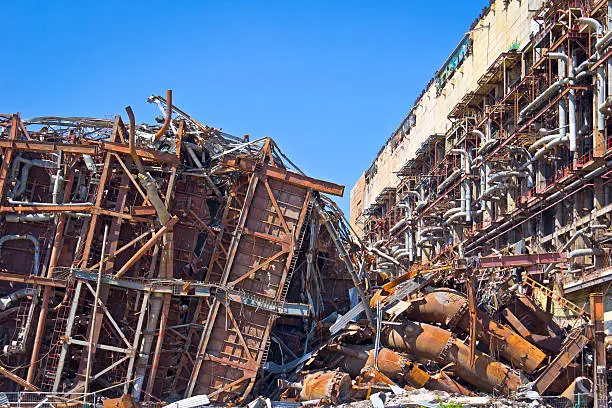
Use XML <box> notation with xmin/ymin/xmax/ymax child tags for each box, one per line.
<box><xmin>351</xmin><ymin>0</ymin><xmax>612</xmax><ymax>324</ymax></box>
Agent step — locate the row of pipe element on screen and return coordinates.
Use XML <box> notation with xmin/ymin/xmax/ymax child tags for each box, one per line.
<box><xmin>381</xmin><ymin>13</ymin><xmax>610</xmax><ymax>264</ymax></box>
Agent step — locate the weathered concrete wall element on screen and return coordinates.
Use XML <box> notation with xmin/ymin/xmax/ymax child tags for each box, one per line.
<box><xmin>350</xmin><ymin>0</ymin><xmax>544</xmax><ymax>230</ymax></box>
<box><xmin>350</xmin><ymin>174</ymin><xmax>366</xmax><ymax>237</ymax></box>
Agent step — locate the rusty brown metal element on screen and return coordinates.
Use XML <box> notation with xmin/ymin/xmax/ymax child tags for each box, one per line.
<box><xmin>0</xmin><ymin>364</ymin><xmax>40</xmax><ymax>392</ymax></box>
<box><xmin>362</xmin><ymin>347</ymin><xmax>472</xmax><ymax>395</ymax></box>
<box><xmin>299</xmin><ymin>371</ymin><xmax>352</xmax><ymax>404</ymax></box>
<box><xmin>466</xmin><ymin>275</ymin><xmax>477</xmax><ymax>369</ymax></box>
<box><xmin>364</xmin><ymin>347</ymin><xmax>429</xmax><ymax>388</ymax></box>
<box><xmin>384</xmin><ymin>320</ymin><xmax>523</xmax><ymax>394</ymax></box>
<box><xmin>590</xmin><ymin>293</ymin><xmax>607</xmax><ymax>408</ymax></box>
<box><xmin>154</xmin><ymin>90</ymin><xmax>172</xmax><ymax>141</ymax></box>
<box><xmin>0</xmin><ymin>97</ymin><xmax>348</xmax><ymax>402</ymax></box>
<box><xmin>405</xmin><ymin>289</ymin><xmax>546</xmax><ymax>373</ymax></box>
<box><xmin>532</xmin><ymin>328</ymin><xmax>589</xmax><ymax>394</ymax></box>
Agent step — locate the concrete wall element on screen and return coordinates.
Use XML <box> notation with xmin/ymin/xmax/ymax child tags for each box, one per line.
<box><xmin>350</xmin><ymin>0</ymin><xmax>544</xmax><ymax>229</ymax></box>
<box><xmin>349</xmin><ymin>174</ymin><xmax>366</xmax><ymax>236</ymax></box>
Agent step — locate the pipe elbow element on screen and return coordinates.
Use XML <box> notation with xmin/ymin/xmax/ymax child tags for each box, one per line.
<box><xmin>154</xmin><ymin>89</ymin><xmax>173</xmax><ymax>141</ymax></box>
<box><xmin>578</xmin><ymin>17</ymin><xmax>603</xmax><ymax>36</ymax></box>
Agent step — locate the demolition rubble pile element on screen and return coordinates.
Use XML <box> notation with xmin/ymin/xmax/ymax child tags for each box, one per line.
<box><xmin>0</xmin><ymin>92</ymin><xmax>605</xmax><ymax>408</ymax></box>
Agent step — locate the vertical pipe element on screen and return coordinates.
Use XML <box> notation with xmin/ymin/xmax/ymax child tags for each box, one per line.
<box><xmin>569</xmin><ymin>90</ymin><xmax>577</xmax><ymax>154</ymax></box>
<box><xmin>558</xmin><ymin>49</ymin><xmax>567</xmax><ymax>141</ymax></box>
<box><xmin>480</xmin><ymin>165</ymin><xmax>486</xmax><ymax>212</ymax></box>
<box><xmin>598</xmin><ymin>67</ymin><xmax>606</xmax><ymax>132</ymax></box>
<box><xmin>26</xmin><ymin>172</ymin><xmax>74</xmax><ymax>383</ymax></box>
<box><xmin>132</xmin><ymin>295</ymin><xmax>164</xmax><ymax>400</ymax></box>
<box><xmin>465</xmin><ymin>180</ymin><xmax>472</xmax><ymax>222</ymax></box>
<box><xmin>406</xmin><ymin>231</ymin><xmax>414</xmax><ymax>262</ymax></box>
<box><xmin>590</xmin><ymin>293</ymin><xmax>608</xmax><ymax>408</ymax></box>
<box><xmin>569</xmin><ymin>50</ymin><xmax>577</xmax><ymax>155</ymax></box>
<box><xmin>607</xmin><ymin>57</ymin><xmax>612</xmax><ymax>96</ymax></box>
<box><xmin>416</xmin><ymin>219</ymin><xmax>422</xmax><ymax>258</ymax></box>
<box><xmin>145</xmin><ymin>293</ymin><xmax>171</xmax><ymax>399</ymax></box>
<box><xmin>460</xmin><ymin>180</ymin><xmax>466</xmax><ymax>212</ymax></box>
<box><xmin>52</xmin><ymin>152</ymin><xmax>63</xmax><ymax>204</ymax></box>
<box><xmin>85</xmin><ymin>224</ymin><xmax>108</xmax><ymax>394</ymax></box>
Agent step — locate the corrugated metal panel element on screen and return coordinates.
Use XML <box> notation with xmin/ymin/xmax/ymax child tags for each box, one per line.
<box><xmin>165</xmin><ymin>395</ymin><xmax>210</xmax><ymax>408</ymax></box>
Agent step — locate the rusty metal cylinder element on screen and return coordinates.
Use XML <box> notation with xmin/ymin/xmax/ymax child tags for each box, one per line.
<box><xmin>363</xmin><ymin>348</ymin><xmax>472</xmax><ymax>396</ymax></box>
<box><xmin>384</xmin><ymin>320</ymin><xmax>523</xmax><ymax>395</ymax></box>
<box><xmin>299</xmin><ymin>370</ymin><xmax>352</xmax><ymax>404</ymax></box>
<box><xmin>428</xmin><ymin>371</ymin><xmax>474</xmax><ymax>396</ymax></box>
<box><xmin>364</xmin><ymin>348</ymin><xmax>429</xmax><ymax>388</ymax></box>
<box><xmin>405</xmin><ymin>289</ymin><xmax>546</xmax><ymax>373</ymax></box>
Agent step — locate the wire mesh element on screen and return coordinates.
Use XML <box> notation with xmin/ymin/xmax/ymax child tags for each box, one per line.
<box><xmin>540</xmin><ymin>394</ymin><xmax>592</xmax><ymax>408</ymax></box>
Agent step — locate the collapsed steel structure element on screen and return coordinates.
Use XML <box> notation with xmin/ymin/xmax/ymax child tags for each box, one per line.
<box><xmin>0</xmin><ymin>93</ymin><xmax>361</xmax><ymax>404</ymax></box>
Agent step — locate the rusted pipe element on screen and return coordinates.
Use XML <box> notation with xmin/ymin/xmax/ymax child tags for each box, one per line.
<box><xmin>154</xmin><ymin>89</ymin><xmax>172</xmax><ymax>141</ymax></box>
<box><xmin>126</xmin><ymin>106</ymin><xmax>170</xmax><ymax>224</ymax></box>
<box><xmin>299</xmin><ymin>371</ymin><xmax>352</xmax><ymax>404</ymax></box>
<box><xmin>383</xmin><ymin>321</ymin><xmax>523</xmax><ymax>394</ymax></box>
<box><xmin>362</xmin><ymin>348</ymin><xmax>472</xmax><ymax>395</ymax></box>
<box><xmin>145</xmin><ymin>292</ymin><xmax>171</xmax><ymax>400</ymax></box>
<box><xmin>26</xmin><ymin>173</ymin><xmax>74</xmax><ymax>383</ymax></box>
<box><xmin>126</xmin><ymin>105</ymin><xmax>145</xmax><ymax>175</ymax></box>
<box><xmin>405</xmin><ymin>289</ymin><xmax>546</xmax><ymax>373</ymax></box>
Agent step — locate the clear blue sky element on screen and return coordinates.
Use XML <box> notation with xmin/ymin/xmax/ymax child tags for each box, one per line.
<box><xmin>2</xmin><ymin>1</ymin><xmax>485</xmax><ymax>213</ymax></box>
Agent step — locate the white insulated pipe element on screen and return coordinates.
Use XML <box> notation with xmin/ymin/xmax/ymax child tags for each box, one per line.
<box><xmin>529</xmin><ymin>134</ymin><xmax>562</xmax><ymax>153</ymax></box>
<box><xmin>568</xmin><ymin>248</ymin><xmax>604</xmax><ymax>259</ymax></box>
<box><xmin>467</xmin><ymin>160</ymin><xmax>612</xmax><ymax>251</ymax></box>
<box><xmin>553</xmin><ymin>51</ymin><xmax>568</xmax><ymax>151</ymax></box>
<box><xmin>533</xmin><ymin>136</ymin><xmax>569</xmax><ymax>161</ymax></box>
<box><xmin>437</xmin><ymin>169</ymin><xmax>462</xmax><ymax>193</ymax></box>
<box><xmin>578</xmin><ymin>17</ymin><xmax>603</xmax><ymax>36</ymax></box>
<box><xmin>598</xmin><ymin>67</ymin><xmax>606</xmax><ymax>131</ymax></box>
<box><xmin>519</xmin><ymin>78</ymin><xmax>570</xmax><ymax>120</ymax></box>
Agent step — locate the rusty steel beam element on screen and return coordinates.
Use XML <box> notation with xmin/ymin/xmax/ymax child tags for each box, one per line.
<box><xmin>0</xmin><ymin>271</ymin><xmax>65</xmax><ymax>288</ymax></box>
<box><xmin>113</xmin><ymin>216</ymin><xmax>179</xmax><ymax>279</ymax></box>
<box><xmin>533</xmin><ymin>328</ymin><xmax>589</xmax><ymax>394</ymax></box>
<box><xmin>590</xmin><ymin>293</ymin><xmax>608</xmax><ymax>408</ymax></box>
<box><xmin>0</xmin><ymin>140</ymin><xmax>97</xmax><ymax>154</ymax></box>
<box><xmin>455</xmin><ymin>252</ymin><xmax>567</xmax><ymax>269</ymax></box>
<box><xmin>0</xmin><ymin>204</ymin><xmax>94</xmax><ymax>213</ymax></box>
<box><xmin>103</xmin><ymin>141</ymin><xmax>179</xmax><ymax>164</ymax></box>
<box><xmin>220</xmin><ymin>156</ymin><xmax>345</xmax><ymax>196</ymax></box>
<box><xmin>0</xmin><ymin>364</ymin><xmax>40</xmax><ymax>392</ymax></box>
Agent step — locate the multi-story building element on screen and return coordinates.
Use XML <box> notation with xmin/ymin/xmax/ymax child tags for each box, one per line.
<box><xmin>351</xmin><ymin>0</ymin><xmax>612</xmax><ymax>326</ymax></box>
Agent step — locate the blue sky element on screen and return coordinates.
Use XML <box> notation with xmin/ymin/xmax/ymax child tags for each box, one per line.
<box><xmin>2</xmin><ymin>1</ymin><xmax>485</xmax><ymax>213</ymax></box>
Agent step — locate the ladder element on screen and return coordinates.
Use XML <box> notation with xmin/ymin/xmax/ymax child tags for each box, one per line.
<box><xmin>39</xmin><ymin>281</ymin><xmax>75</xmax><ymax>390</ymax></box>
<box><xmin>522</xmin><ymin>274</ymin><xmax>588</xmax><ymax>319</ymax></box>
<box><xmin>280</xmin><ymin>199</ymin><xmax>313</xmax><ymax>302</ymax></box>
